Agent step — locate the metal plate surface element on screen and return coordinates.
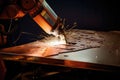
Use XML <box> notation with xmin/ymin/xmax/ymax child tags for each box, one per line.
<box><xmin>0</xmin><ymin>29</ymin><xmax>120</xmax><ymax>71</ymax></box>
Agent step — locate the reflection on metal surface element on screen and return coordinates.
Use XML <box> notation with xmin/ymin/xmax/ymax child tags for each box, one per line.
<box><xmin>1</xmin><ymin>53</ymin><xmax>120</xmax><ymax>72</ymax></box>
<box><xmin>0</xmin><ymin>29</ymin><xmax>120</xmax><ymax>71</ymax></box>
<box><xmin>0</xmin><ymin>29</ymin><xmax>104</xmax><ymax>57</ymax></box>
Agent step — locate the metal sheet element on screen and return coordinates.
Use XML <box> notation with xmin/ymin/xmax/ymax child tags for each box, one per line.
<box><xmin>0</xmin><ymin>30</ymin><xmax>120</xmax><ymax>71</ymax></box>
<box><xmin>49</xmin><ymin>31</ymin><xmax>120</xmax><ymax>67</ymax></box>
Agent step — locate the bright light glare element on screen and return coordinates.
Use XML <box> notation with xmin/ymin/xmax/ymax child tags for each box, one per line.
<box><xmin>45</xmin><ymin>34</ymin><xmax>66</xmax><ymax>46</ymax></box>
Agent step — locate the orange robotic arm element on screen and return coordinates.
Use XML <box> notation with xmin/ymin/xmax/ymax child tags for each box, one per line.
<box><xmin>0</xmin><ymin>0</ymin><xmax>60</xmax><ymax>34</ymax></box>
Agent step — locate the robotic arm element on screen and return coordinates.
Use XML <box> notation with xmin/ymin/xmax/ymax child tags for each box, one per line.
<box><xmin>0</xmin><ymin>0</ymin><xmax>63</xmax><ymax>34</ymax></box>
<box><xmin>0</xmin><ymin>0</ymin><xmax>66</xmax><ymax>47</ymax></box>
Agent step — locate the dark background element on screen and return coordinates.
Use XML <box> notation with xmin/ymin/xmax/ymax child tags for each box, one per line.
<box><xmin>46</xmin><ymin>0</ymin><xmax>120</xmax><ymax>31</ymax></box>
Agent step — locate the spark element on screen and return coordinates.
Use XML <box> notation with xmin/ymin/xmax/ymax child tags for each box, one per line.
<box><xmin>44</xmin><ymin>34</ymin><xmax>66</xmax><ymax>46</ymax></box>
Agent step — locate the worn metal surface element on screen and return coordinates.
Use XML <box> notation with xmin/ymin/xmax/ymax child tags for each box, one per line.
<box><xmin>49</xmin><ymin>31</ymin><xmax>120</xmax><ymax>67</ymax></box>
<box><xmin>0</xmin><ymin>29</ymin><xmax>120</xmax><ymax>71</ymax></box>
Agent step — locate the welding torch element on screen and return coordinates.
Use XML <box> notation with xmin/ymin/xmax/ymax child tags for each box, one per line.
<box><xmin>0</xmin><ymin>0</ymin><xmax>65</xmax><ymax>38</ymax></box>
